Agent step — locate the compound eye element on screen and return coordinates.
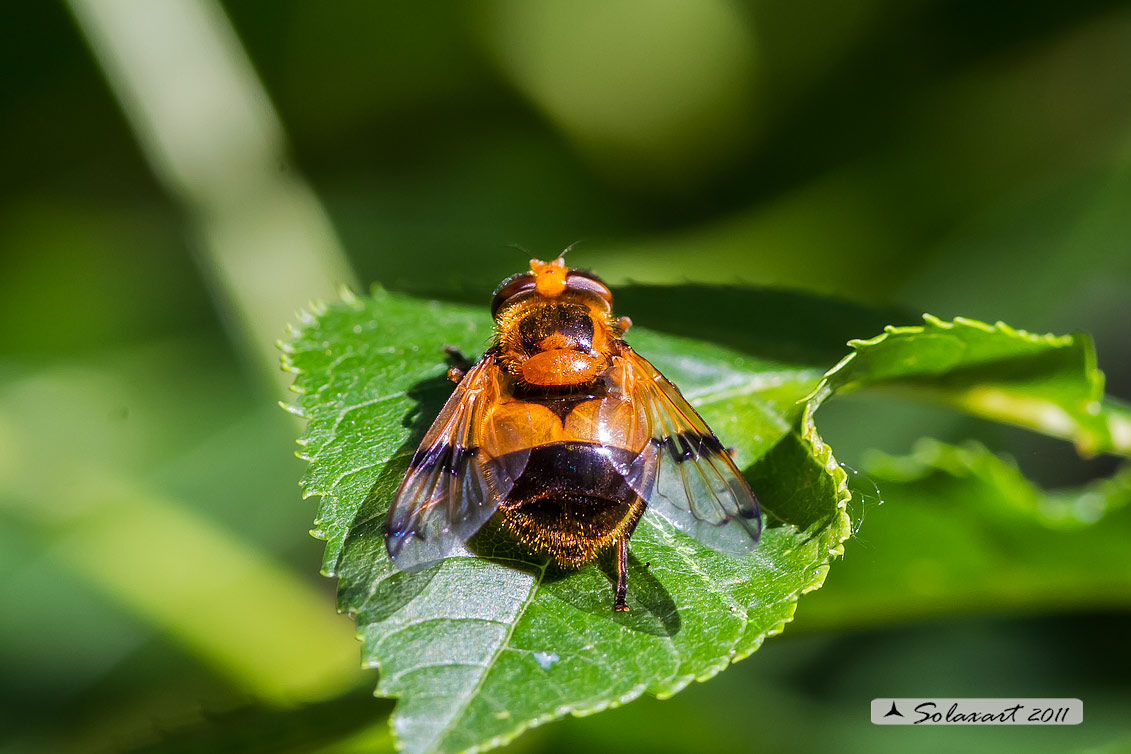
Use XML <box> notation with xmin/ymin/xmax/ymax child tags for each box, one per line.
<box><xmin>491</xmin><ymin>273</ymin><xmax>536</xmax><ymax>318</ymax></box>
<box><xmin>566</xmin><ymin>269</ymin><xmax>613</xmax><ymax>307</ymax></box>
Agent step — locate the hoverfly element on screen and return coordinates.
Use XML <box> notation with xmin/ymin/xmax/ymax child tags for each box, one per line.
<box><xmin>385</xmin><ymin>256</ymin><xmax>761</xmax><ymax>611</ymax></box>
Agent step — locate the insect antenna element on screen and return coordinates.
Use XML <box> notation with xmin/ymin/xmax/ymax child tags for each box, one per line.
<box><xmin>506</xmin><ymin>242</ymin><xmax>532</xmax><ymax>258</ymax></box>
<box><xmin>558</xmin><ymin>240</ymin><xmax>584</xmax><ymax>261</ymax></box>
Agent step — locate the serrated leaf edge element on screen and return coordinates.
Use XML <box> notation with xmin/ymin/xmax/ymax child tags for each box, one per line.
<box><xmin>279</xmin><ymin>289</ymin><xmax>376</xmax><ymax>574</ymax></box>
<box><xmin>802</xmin><ymin>313</ymin><xmax>1105</xmax><ymax>436</ymax></box>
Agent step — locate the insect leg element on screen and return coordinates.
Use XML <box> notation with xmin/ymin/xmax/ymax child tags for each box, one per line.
<box><xmin>442</xmin><ymin>344</ymin><xmax>473</xmax><ymax>368</ymax></box>
<box><xmin>442</xmin><ymin>345</ymin><xmax>474</xmax><ymax>383</ymax></box>
<box><xmin>614</xmin><ymin>536</ymin><xmax>630</xmax><ymax>612</ymax></box>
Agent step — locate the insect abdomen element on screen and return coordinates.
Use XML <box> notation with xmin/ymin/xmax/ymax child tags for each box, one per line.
<box><xmin>491</xmin><ymin>441</ymin><xmax>645</xmax><ymax>567</ymax></box>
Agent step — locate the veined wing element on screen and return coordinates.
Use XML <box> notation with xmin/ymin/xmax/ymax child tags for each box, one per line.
<box><xmin>384</xmin><ymin>350</ymin><xmax>526</xmax><ymax>570</ymax></box>
<box><xmin>616</xmin><ymin>346</ymin><xmax>762</xmax><ymax>554</ymax></box>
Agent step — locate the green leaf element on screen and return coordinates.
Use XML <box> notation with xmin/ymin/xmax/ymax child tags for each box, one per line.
<box><xmin>799</xmin><ymin>439</ymin><xmax>1131</xmax><ymax>629</ymax></box>
<box><xmin>284</xmin><ymin>293</ymin><xmax>1121</xmax><ymax>754</ymax></box>
<box><xmin>283</xmin><ymin>288</ymin><xmax>850</xmax><ymax>754</ymax></box>
<box><xmin>805</xmin><ymin>314</ymin><xmax>1125</xmax><ymax>455</ymax></box>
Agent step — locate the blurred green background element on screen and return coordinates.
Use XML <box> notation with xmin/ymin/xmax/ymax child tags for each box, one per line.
<box><xmin>2</xmin><ymin>1</ymin><xmax>1130</xmax><ymax>752</ymax></box>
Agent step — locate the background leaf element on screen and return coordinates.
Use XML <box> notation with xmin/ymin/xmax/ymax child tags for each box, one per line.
<box><xmin>806</xmin><ymin>314</ymin><xmax>1126</xmax><ymax>455</ymax></box>
<box><xmin>801</xmin><ymin>438</ymin><xmax>1131</xmax><ymax>630</ymax></box>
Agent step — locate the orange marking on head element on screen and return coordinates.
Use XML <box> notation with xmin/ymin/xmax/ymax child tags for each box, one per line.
<box><xmin>530</xmin><ymin>257</ymin><xmax>567</xmax><ymax>297</ymax></box>
<box><xmin>537</xmin><ymin>333</ymin><xmax>574</xmax><ymax>351</ymax></box>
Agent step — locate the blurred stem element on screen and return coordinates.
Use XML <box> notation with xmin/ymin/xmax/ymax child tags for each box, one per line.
<box><xmin>0</xmin><ymin>360</ymin><xmax>366</xmax><ymax>706</ymax></box>
<box><xmin>48</xmin><ymin>474</ymin><xmax>365</xmax><ymax>704</ymax></box>
<box><xmin>66</xmin><ymin>0</ymin><xmax>358</xmax><ymax>397</ymax></box>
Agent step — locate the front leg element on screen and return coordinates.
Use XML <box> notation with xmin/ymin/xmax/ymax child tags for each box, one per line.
<box><xmin>442</xmin><ymin>345</ymin><xmax>474</xmax><ymax>383</ymax></box>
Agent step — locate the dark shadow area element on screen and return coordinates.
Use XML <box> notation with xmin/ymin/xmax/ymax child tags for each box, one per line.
<box><xmin>612</xmin><ymin>284</ymin><xmax>915</xmax><ymax>366</ymax></box>
<box><xmin>544</xmin><ymin>553</ymin><xmax>680</xmax><ymax>638</ymax></box>
<box><xmin>598</xmin><ymin>550</ymin><xmax>681</xmax><ymax>637</ymax></box>
<box><xmin>120</xmin><ymin>686</ymin><xmax>387</xmax><ymax>754</ymax></box>
<box><xmin>465</xmin><ymin>521</ymin><xmax>551</xmax><ymax>587</ymax></box>
<box><xmin>745</xmin><ymin>429</ymin><xmax>840</xmax><ymax>536</ymax></box>
<box><xmin>793</xmin><ymin>610</ymin><xmax>1131</xmax><ymax>702</ymax></box>
<box><xmin>882</xmin><ymin>346</ymin><xmax>1095</xmax><ymax>391</ymax></box>
<box><xmin>469</xmin><ymin>519</ymin><xmax>681</xmax><ymax>638</ymax></box>
<box><xmin>391</xmin><ymin>282</ymin><xmax>915</xmax><ymax>367</ymax></box>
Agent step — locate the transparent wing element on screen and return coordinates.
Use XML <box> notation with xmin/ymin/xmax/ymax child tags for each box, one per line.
<box><xmin>384</xmin><ymin>351</ymin><xmax>526</xmax><ymax>570</ymax></box>
<box><xmin>616</xmin><ymin>347</ymin><xmax>762</xmax><ymax>554</ymax></box>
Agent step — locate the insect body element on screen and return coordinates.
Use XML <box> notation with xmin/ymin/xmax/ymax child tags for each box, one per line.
<box><xmin>385</xmin><ymin>257</ymin><xmax>761</xmax><ymax>611</ymax></box>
